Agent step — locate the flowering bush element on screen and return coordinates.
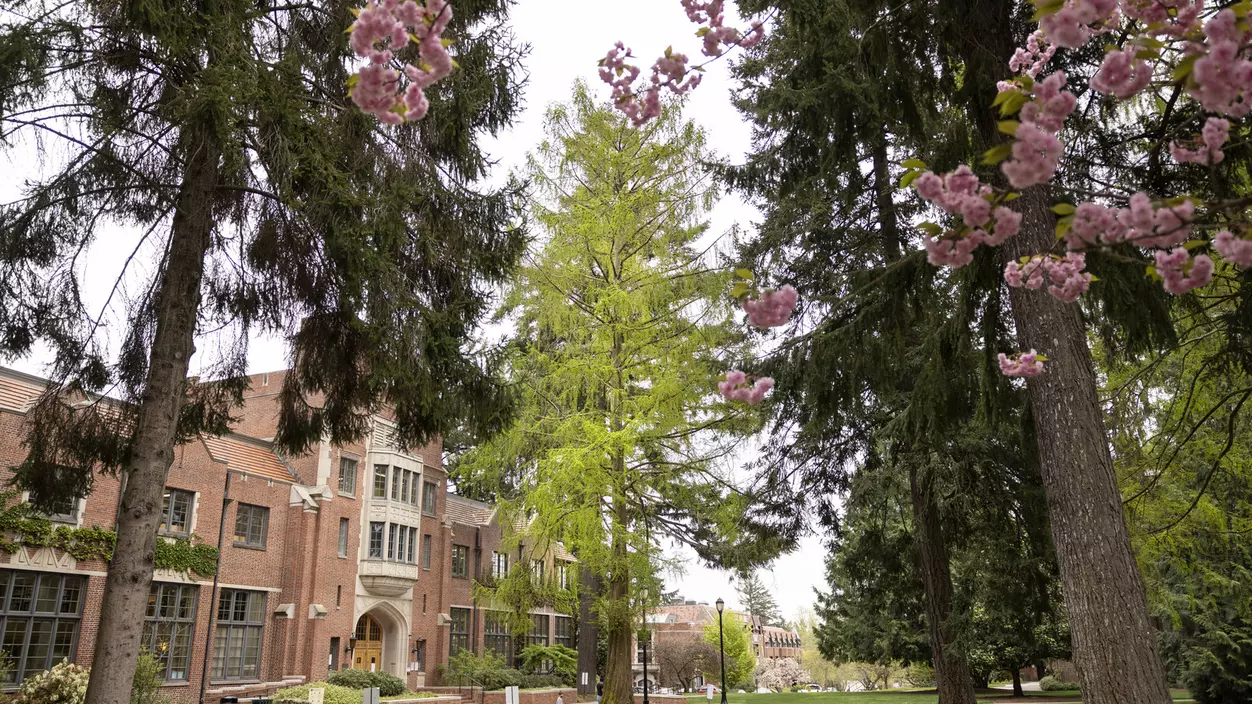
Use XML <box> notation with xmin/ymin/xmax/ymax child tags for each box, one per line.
<box><xmin>14</xmin><ymin>660</ymin><xmax>89</xmax><ymax>704</ymax></box>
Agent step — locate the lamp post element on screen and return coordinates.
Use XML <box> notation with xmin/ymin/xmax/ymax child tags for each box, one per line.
<box><xmin>715</xmin><ymin>598</ymin><xmax>727</xmax><ymax>704</ymax></box>
<box><xmin>640</xmin><ymin>627</ymin><xmax>651</xmax><ymax>704</ymax></box>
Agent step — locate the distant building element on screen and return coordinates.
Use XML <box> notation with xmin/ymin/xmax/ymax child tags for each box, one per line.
<box><xmin>631</xmin><ymin>602</ymin><xmax>801</xmax><ymax>690</ymax></box>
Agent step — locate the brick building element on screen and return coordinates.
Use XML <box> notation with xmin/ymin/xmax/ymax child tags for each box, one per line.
<box><xmin>0</xmin><ymin>366</ymin><xmax>576</xmax><ymax>701</ymax></box>
<box><xmin>632</xmin><ymin>602</ymin><xmax>801</xmax><ymax>690</ymax></box>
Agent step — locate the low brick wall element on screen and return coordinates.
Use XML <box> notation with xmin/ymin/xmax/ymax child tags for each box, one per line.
<box><xmin>481</xmin><ymin>687</ymin><xmax>578</xmax><ymax>704</ymax></box>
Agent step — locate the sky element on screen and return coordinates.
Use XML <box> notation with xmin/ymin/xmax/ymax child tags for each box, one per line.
<box><xmin>0</xmin><ymin>0</ymin><xmax>829</xmax><ymax>621</ymax></box>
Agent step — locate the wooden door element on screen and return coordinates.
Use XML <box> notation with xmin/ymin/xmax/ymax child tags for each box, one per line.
<box><xmin>353</xmin><ymin>614</ymin><xmax>384</xmax><ymax>671</ymax></box>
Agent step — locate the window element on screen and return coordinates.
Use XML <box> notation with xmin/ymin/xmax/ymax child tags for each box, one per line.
<box><xmin>388</xmin><ymin>524</ymin><xmax>399</xmax><ymax>560</ymax></box>
<box><xmin>143</xmin><ymin>582</ymin><xmax>198</xmax><ymax>682</ymax></box>
<box><xmin>422</xmin><ymin>481</ymin><xmax>437</xmax><ymax>515</ymax></box>
<box><xmin>339</xmin><ymin>458</ymin><xmax>358</xmax><ymax>497</ymax></box>
<box><xmin>449</xmin><ymin>608</ymin><xmax>470</xmax><ymax>656</ymax></box>
<box><xmin>0</xmin><ymin>570</ymin><xmax>85</xmax><ymax>686</ymax></box>
<box><xmin>212</xmin><ymin>589</ymin><xmax>265</xmax><ymax>681</ymax></box>
<box><xmin>233</xmin><ymin>504</ymin><xmax>268</xmax><ymax>549</ymax></box>
<box><xmin>635</xmin><ymin>630</ymin><xmax>652</xmax><ymax>664</ymax></box>
<box><xmin>452</xmin><ymin>545</ymin><xmax>469</xmax><ymax>578</ymax></box>
<box><xmin>391</xmin><ymin>469</ymin><xmax>402</xmax><ymax>503</ymax></box>
<box><xmin>416</xmin><ymin>640</ymin><xmax>426</xmax><ymax>673</ymax></box>
<box><xmin>158</xmin><ymin>488</ymin><xmax>193</xmax><ymax>536</ymax></box>
<box><xmin>484</xmin><ymin>611</ymin><xmax>511</xmax><ymax>662</ymax></box>
<box><xmin>368</xmin><ymin>522</ymin><xmax>384</xmax><ymax>559</ymax></box>
<box><xmin>422</xmin><ymin>535</ymin><xmax>432</xmax><ymax>570</ymax></box>
<box><xmin>531</xmin><ymin>559</ymin><xmax>544</xmax><ymax>584</ymax></box>
<box><xmin>554</xmin><ymin>616</ymin><xmax>574</xmax><ymax>649</ymax></box>
<box><xmin>527</xmin><ymin>614</ymin><xmax>550</xmax><ymax>648</ymax></box>
<box><xmin>337</xmin><ymin>585</ymin><xmax>342</xmax><ymax>607</ymax></box>
<box><xmin>26</xmin><ymin>471</ymin><xmax>83</xmax><ymax>524</ymax></box>
<box><xmin>407</xmin><ymin>527</ymin><xmax>417</xmax><ymax>564</ymax></box>
<box><xmin>373</xmin><ymin>465</ymin><xmax>388</xmax><ymax>499</ymax></box>
<box><xmin>555</xmin><ymin>561</ymin><xmax>570</xmax><ymax>590</ymax></box>
<box><xmin>492</xmin><ymin>552</ymin><xmax>509</xmax><ymax>580</ymax></box>
<box><xmin>401</xmin><ymin>472</ymin><xmax>411</xmax><ymax>508</ymax></box>
<box><xmin>329</xmin><ymin>637</ymin><xmax>341</xmax><ymax>671</ymax></box>
<box><xmin>338</xmin><ymin>518</ymin><xmax>350</xmax><ymax>558</ymax></box>
<box><xmin>408</xmin><ymin>473</ymin><xmax>419</xmax><ymax>505</ymax></box>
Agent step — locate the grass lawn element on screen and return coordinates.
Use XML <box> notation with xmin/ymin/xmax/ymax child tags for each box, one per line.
<box><xmin>681</xmin><ymin>689</ymin><xmax>1194</xmax><ymax>704</ymax></box>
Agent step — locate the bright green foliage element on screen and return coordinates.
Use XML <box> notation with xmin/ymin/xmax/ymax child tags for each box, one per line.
<box><xmin>326</xmin><ymin>669</ymin><xmax>406</xmax><ymax>696</ymax></box>
<box><xmin>518</xmin><ymin>644</ymin><xmax>578</xmax><ymax>680</ymax></box>
<box><xmin>703</xmin><ymin>613</ymin><xmax>756</xmax><ymax>689</ymax></box>
<box><xmin>453</xmin><ymin>81</ymin><xmax>760</xmax><ymax>700</ymax></box>
<box><xmin>272</xmin><ymin>683</ymin><xmax>367</xmax><ymax>704</ymax></box>
<box><xmin>1103</xmin><ymin>285</ymin><xmax>1252</xmax><ymax>704</ymax></box>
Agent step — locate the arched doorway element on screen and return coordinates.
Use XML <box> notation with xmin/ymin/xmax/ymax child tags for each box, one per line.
<box><xmin>353</xmin><ymin>614</ymin><xmax>384</xmax><ymax>672</ymax></box>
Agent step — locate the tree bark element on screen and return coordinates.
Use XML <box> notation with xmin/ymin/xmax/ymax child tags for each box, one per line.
<box><xmin>1013</xmin><ymin>668</ymin><xmax>1024</xmax><ymax>697</ymax></box>
<box><xmin>603</xmin><ymin>498</ymin><xmax>633</xmax><ymax>704</ymax></box>
<box><xmin>578</xmin><ymin>566</ymin><xmax>602</xmax><ymax>697</ymax></box>
<box><xmin>84</xmin><ymin>128</ymin><xmax>219</xmax><ymax>704</ymax></box>
<box><xmin>999</xmin><ymin>189</ymin><xmax>1171</xmax><ymax>704</ymax></box>
<box><xmin>908</xmin><ymin>464</ymin><xmax>978</xmax><ymax>704</ymax></box>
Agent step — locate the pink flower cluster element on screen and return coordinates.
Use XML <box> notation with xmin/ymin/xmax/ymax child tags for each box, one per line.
<box><xmin>743</xmin><ymin>285</ymin><xmax>798</xmax><ymax>328</ymax></box>
<box><xmin>1037</xmin><ymin>0</ymin><xmax>1118</xmax><ymax>49</ymax></box>
<box><xmin>1002</xmin><ymin>72</ymin><xmax>1076</xmax><ymax>188</ymax></box>
<box><xmin>718</xmin><ymin>370</ymin><xmax>774</xmax><ymax>405</ymax></box>
<box><xmin>912</xmin><ymin>166</ymin><xmax>1022</xmax><ymax>267</ymax></box>
<box><xmin>1215</xmin><ymin>230</ymin><xmax>1252</xmax><ymax>267</ymax></box>
<box><xmin>1171</xmin><ymin>117</ymin><xmax>1231</xmax><ymax>164</ymax></box>
<box><xmin>1090</xmin><ymin>49</ymin><xmax>1152</xmax><ymax>98</ymax></box>
<box><xmin>1154</xmin><ymin>247</ymin><xmax>1215</xmax><ymax>294</ymax></box>
<box><xmin>1064</xmin><ymin>193</ymin><xmax>1194</xmax><ymax>250</ymax></box>
<box><xmin>1190</xmin><ymin>10</ymin><xmax>1252</xmax><ymax>117</ymax></box>
<box><xmin>998</xmin><ymin>350</ymin><xmax>1045</xmax><ymax>378</ymax></box>
<box><xmin>601</xmin><ymin>0</ymin><xmax>763</xmax><ymax>126</ymax></box>
<box><xmin>1122</xmin><ymin>0</ymin><xmax>1203</xmax><ymax>33</ymax></box>
<box><xmin>1010</xmin><ymin>31</ymin><xmax>1056</xmax><ymax>79</ymax></box>
<box><xmin>1004</xmin><ymin>253</ymin><xmax>1093</xmax><ymax>302</ymax></box>
<box><xmin>348</xmin><ymin>0</ymin><xmax>453</xmax><ymax>124</ymax></box>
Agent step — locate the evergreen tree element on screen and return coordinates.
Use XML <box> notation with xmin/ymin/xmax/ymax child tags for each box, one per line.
<box><xmin>453</xmin><ymin>83</ymin><xmax>760</xmax><ymax>704</ymax></box>
<box><xmin>0</xmin><ymin>0</ymin><xmax>525</xmax><ymax>698</ymax></box>
<box><xmin>734</xmin><ymin>571</ymin><xmax>782</xmax><ymax>626</ymax></box>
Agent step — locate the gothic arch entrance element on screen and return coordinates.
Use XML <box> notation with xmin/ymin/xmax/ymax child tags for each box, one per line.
<box><xmin>353</xmin><ymin>614</ymin><xmax>384</xmax><ymax>671</ymax></box>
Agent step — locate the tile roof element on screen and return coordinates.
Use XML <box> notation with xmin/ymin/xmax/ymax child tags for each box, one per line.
<box><xmin>201</xmin><ymin>434</ymin><xmax>296</xmax><ymax>483</ymax></box>
<box><xmin>445</xmin><ymin>494</ymin><xmax>495</xmax><ymax>526</ymax></box>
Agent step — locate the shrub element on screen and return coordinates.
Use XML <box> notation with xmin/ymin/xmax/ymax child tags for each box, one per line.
<box><xmin>1039</xmin><ymin>675</ymin><xmax>1080</xmax><ymax>692</ymax></box>
<box><xmin>273</xmin><ymin>683</ymin><xmax>364</xmax><ymax>704</ymax></box>
<box><xmin>326</xmin><ymin>670</ymin><xmax>406</xmax><ymax>697</ymax></box>
<box><xmin>15</xmin><ymin>660</ymin><xmax>89</xmax><ymax>704</ymax></box>
<box><xmin>132</xmin><ymin>650</ymin><xmax>174</xmax><ymax>704</ymax></box>
<box><xmin>518</xmin><ymin>674</ymin><xmax>566</xmax><ymax>689</ymax></box>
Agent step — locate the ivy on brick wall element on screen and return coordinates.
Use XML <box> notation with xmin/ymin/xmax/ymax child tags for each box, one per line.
<box><xmin>0</xmin><ymin>490</ymin><xmax>218</xmax><ymax>576</ymax></box>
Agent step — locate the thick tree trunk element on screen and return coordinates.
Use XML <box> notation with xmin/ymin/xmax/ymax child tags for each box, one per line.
<box><xmin>1034</xmin><ymin>660</ymin><xmax>1047</xmax><ymax>681</ymax></box>
<box><xmin>84</xmin><ymin>129</ymin><xmax>219</xmax><ymax>704</ymax></box>
<box><xmin>999</xmin><ymin>188</ymin><xmax>1170</xmax><ymax>704</ymax></box>
<box><xmin>603</xmin><ymin>507</ymin><xmax>633</xmax><ymax>704</ymax></box>
<box><xmin>1013</xmin><ymin>669</ymin><xmax>1024</xmax><ymax>697</ymax></box>
<box><xmin>908</xmin><ymin>464</ymin><xmax>978</xmax><ymax>704</ymax></box>
<box><xmin>578</xmin><ymin>566</ymin><xmax>602</xmax><ymax>697</ymax></box>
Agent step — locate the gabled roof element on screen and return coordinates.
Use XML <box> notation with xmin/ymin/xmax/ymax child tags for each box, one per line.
<box><xmin>0</xmin><ymin>375</ymin><xmax>41</xmax><ymax>413</ymax></box>
<box><xmin>445</xmin><ymin>494</ymin><xmax>495</xmax><ymax>526</ymax></box>
<box><xmin>201</xmin><ymin>433</ymin><xmax>296</xmax><ymax>483</ymax></box>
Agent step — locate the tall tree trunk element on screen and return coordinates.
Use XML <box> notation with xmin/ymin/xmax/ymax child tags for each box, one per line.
<box><xmin>1000</xmin><ymin>189</ymin><xmax>1170</xmax><ymax>704</ymax></box>
<box><xmin>1013</xmin><ymin>668</ymin><xmax>1024</xmax><ymax>697</ymax></box>
<box><xmin>909</xmin><ymin>464</ymin><xmax>978</xmax><ymax>704</ymax></box>
<box><xmin>1034</xmin><ymin>659</ymin><xmax>1047</xmax><ymax>681</ymax></box>
<box><xmin>945</xmin><ymin>2</ymin><xmax>1172</xmax><ymax>702</ymax></box>
<box><xmin>578</xmin><ymin>566</ymin><xmax>602</xmax><ymax>697</ymax></box>
<box><xmin>84</xmin><ymin>129</ymin><xmax>219</xmax><ymax>704</ymax></box>
<box><xmin>603</xmin><ymin>494</ymin><xmax>633</xmax><ymax>704</ymax></box>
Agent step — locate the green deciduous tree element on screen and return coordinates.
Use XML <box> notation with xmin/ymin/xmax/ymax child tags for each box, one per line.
<box><xmin>453</xmin><ymin>82</ymin><xmax>760</xmax><ymax>704</ymax></box>
<box><xmin>704</xmin><ymin>612</ymin><xmax>756</xmax><ymax>690</ymax></box>
<box><xmin>0</xmin><ymin>0</ymin><xmax>525</xmax><ymax>699</ymax></box>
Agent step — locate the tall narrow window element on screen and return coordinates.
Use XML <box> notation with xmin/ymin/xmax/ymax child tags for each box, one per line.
<box><xmin>484</xmin><ymin>611</ymin><xmax>512</xmax><ymax>662</ymax></box>
<box><xmin>368</xmin><ymin>522</ymin><xmax>384</xmax><ymax>559</ymax></box>
<box><xmin>407</xmin><ymin>527</ymin><xmax>417</xmax><ymax>564</ymax></box>
<box><xmin>527</xmin><ymin>614</ymin><xmax>550</xmax><ymax>648</ymax></box>
<box><xmin>416</xmin><ymin>640</ymin><xmax>426</xmax><ymax>673</ymax></box>
<box><xmin>400</xmin><ymin>471</ymin><xmax>411</xmax><ymax>508</ymax></box>
<box><xmin>554</xmin><ymin>616</ymin><xmax>574</xmax><ymax>649</ymax></box>
<box><xmin>492</xmin><ymin>552</ymin><xmax>509</xmax><ymax>580</ymax></box>
<box><xmin>422</xmin><ymin>535</ymin><xmax>432</xmax><ymax>569</ymax></box>
<box><xmin>388</xmin><ymin>524</ymin><xmax>398</xmax><ymax>560</ymax></box>
<box><xmin>233</xmin><ymin>504</ymin><xmax>268</xmax><ymax>549</ymax></box>
<box><xmin>422</xmin><ymin>481</ymin><xmax>437</xmax><ymax>515</ymax></box>
<box><xmin>0</xmin><ymin>570</ymin><xmax>85</xmax><ymax>686</ymax></box>
<box><xmin>337</xmin><ymin>585</ymin><xmax>342</xmax><ymax>607</ymax></box>
<box><xmin>452</xmin><ymin>545</ymin><xmax>469</xmax><ymax>578</ymax></box>
<box><xmin>373</xmin><ymin>465</ymin><xmax>388</xmax><ymax>499</ymax></box>
<box><xmin>338</xmin><ymin>458</ymin><xmax>358</xmax><ymax>497</ymax></box>
<box><xmin>449</xmin><ymin>608</ymin><xmax>470</xmax><ymax>655</ymax></box>
<box><xmin>338</xmin><ymin>518</ymin><xmax>350</xmax><ymax>558</ymax></box>
<box><xmin>211</xmin><ymin>589</ymin><xmax>265</xmax><ymax>681</ymax></box>
<box><xmin>556</xmin><ymin>561</ymin><xmax>570</xmax><ymax>590</ymax></box>
<box><xmin>158</xmin><ymin>488</ymin><xmax>194</xmax><ymax>536</ymax></box>
<box><xmin>531</xmin><ymin>559</ymin><xmax>544</xmax><ymax>584</ymax></box>
<box><xmin>391</xmin><ymin>470</ymin><xmax>402</xmax><ymax>503</ymax></box>
<box><xmin>408</xmin><ymin>473</ymin><xmax>420</xmax><ymax>505</ymax></box>
<box><xmin>330</xmin><ymin>637</ymin><xmax>341</xmax><ymax>671</ymax></box>
<box><xmin>143</xmin><ymin>582</ymin><xmax>198</xmax><ymax>682</ymax></box>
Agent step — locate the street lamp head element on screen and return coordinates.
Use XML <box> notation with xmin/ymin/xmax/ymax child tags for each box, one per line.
<box><xmin>715</xmin><ymin>598</ymin><xmax>724</xmax><ymax>614</ymax></box>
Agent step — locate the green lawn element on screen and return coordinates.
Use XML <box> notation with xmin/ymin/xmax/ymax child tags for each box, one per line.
<box><xmin>681</xmin><ymin>689</ymin><xmax>1193</xmax><ymax>704</ymax></box>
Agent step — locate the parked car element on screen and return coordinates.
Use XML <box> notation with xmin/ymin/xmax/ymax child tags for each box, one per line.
<box><xmin>805</xmin><ymin>684</ymin><xmax>822</xmax><ymax>692</ymax></box>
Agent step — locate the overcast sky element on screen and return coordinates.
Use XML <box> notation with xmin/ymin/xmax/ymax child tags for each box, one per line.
<box><xmin>0</xmin><ymin>0</ymin><xmax>828</xmax><ymax>621</ymax></box>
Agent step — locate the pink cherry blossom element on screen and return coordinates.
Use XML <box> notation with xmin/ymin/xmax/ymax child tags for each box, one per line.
<box><xmin>743</xmin><ymin>285</ymin><xmax>799</xmax><ymax>328</ymax></box>
<box><xmin>1090</xmin><ymin>50</ymin><xmax>1153</xmax><ymax>99</ymax></box>
<box><xmin>1010</xmin><ymin>31</ymin><xmax>1056</xmax><ymax>79</ymax></box>
<box><xmin>998</xmin><ymin>350</ymin><xmax>1045</xmax><ymax>377</ymax></box>
<box><xmin>1214</xmin><ymin>230</ymin><xmax>1252</xmax><ymax>267</ymax></box>
<box><xmin>1155</xmin><ymin>247</ymin><xmax>1215</xmax><ymax>294</ymax></box>
<box><xmin>1171</xmin><ymin>117</ymin><xmax>1231</xmax><ymax>165</ymax></box>
<box><xmin>348</xmin><ymin>0</ymin><xmax>455</xmax><ymax>124</ymax></box>
<box><xmin>1036</xmin><ymin>0</ymin><xmax>1118</xmax><ymax>49</ymax></box>
<box><xmin>1189</xmin><ymin>10</ymin><xmax>1252</xmax><ymax>117</ymax></box>
<box><xmin>718</xmin><ymin>371</ymin><xmax>774</xmax><ymax>405</ymax></box>
<box><xmin>1002</xmin><ymin>121</ymin><xmax>1064</xmax><ymax>189</ymax></box>
<box><xmin>1004</xmin><ymin>253</ymin><xmax>1092</xmax><ymax>302</ymax></box>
